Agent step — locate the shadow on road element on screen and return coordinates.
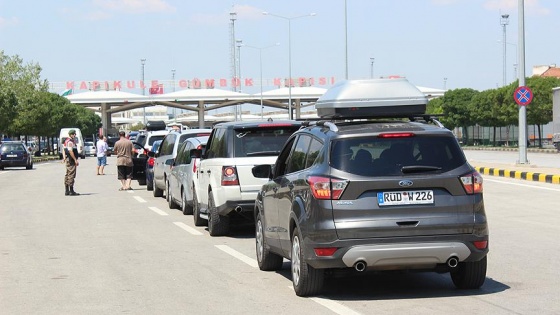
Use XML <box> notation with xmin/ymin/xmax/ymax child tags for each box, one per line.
<box><xmin>273</xmin><ymin>264</ymin><xmax>509</xmax><ymax>300</ymax></box>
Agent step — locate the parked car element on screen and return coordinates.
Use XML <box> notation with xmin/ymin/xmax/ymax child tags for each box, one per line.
<box><xmin>251</xmin><ymin>78</ymin><xmax>489</xmax><ymax>296</ymax></box>
<box><xmin>0</xmin><ymin>141</ymin><xmax>33</xmax><ymax>170</ymax></box>
<box><xmin>145</xmin><ymin>140</ymin><xmax>162</xmax><ymax>191</ymax></box>
<box><xmin>152</xmin><ymin>129</ymin><xmax>212</xmax><ymax>198</ymax></box>
<box><xmin>139</xmin><ymin>130</ymin><xmax>169</xmax><ymax>152</ymax></box>
<box><xmin>106</xmin><ymin>136</ymin><xmax>119</xmax><ymax>157</ymax></box>
<box><xmin>194</xmin><ymin>120</ymin><xmax>302</xmax><ymax>236</ymax></box>
<box><xmin>83</xmin><ymin>141</ymin><xmax>96</xmax><ymax>157</ymax></box>
<box><xmin>131</xmin><ymin>141</ymin><xmax>148</xmax><ymax>185</ymax></box>
<box><xmin>166</xmin><ymin>136</ymin><xmax>209</xmax><ymax>220</ymax></box>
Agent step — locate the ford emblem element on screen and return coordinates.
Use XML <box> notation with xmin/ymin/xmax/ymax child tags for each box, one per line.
<box><xmin>399</xmin><ymin>180</ymin><xmax>414</xmax><ymax>187</ymax></box>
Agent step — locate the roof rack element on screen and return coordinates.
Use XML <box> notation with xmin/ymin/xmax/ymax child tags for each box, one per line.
<box><xmin>300</xmin><ymin>115</ymin><xmax>446</xmax><ymax>133</ymax></box>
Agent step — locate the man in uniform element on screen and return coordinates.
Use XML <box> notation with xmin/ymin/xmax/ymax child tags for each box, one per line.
<box><xmin>64</xmin><ymin>129</ymin><xmax>80</xmax><ymax>196</ymax></box>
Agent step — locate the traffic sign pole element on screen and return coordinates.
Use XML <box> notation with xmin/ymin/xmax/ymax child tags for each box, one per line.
<box><xmin>518</xmin><ymin>0</ymin><xmax>528</xmax><ymax>164</ymax></box>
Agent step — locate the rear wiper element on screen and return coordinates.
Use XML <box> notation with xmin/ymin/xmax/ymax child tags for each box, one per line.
<box><xmin>246</xmin><ymin>151</ymin><xmax>281</xmax><ymax>157</ymax></box>
<box><xmin>401</xmin><ymin>165</ymin><xmax>442</xmax><ymax>173</ymax></box>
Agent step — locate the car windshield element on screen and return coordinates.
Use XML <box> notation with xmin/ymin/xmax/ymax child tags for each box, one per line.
<box><xmin>234</xmin><ymin>126</ymin><xmax>299</xmax><ymax>157</ymax></box>
<box><xmin>330</xmin><ymin>135</ymin><xmax>466</xmax><ymax>176</ymax></box>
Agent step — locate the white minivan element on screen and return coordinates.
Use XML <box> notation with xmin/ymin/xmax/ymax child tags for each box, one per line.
<box><xmin>58</xmin><ymin>128</ymin><xmax>85</xmax><ymax>159</ymax></box>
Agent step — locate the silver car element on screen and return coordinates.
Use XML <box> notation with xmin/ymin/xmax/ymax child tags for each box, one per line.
<box><xmin>83</xmin><ymin>141</ymin><xmax>96</xmax><ymax>157</ymax></box>
<box><xmin>166</xmin><ymin>136</ymin><xmax>209</xmax><ymax>221</ymax></box>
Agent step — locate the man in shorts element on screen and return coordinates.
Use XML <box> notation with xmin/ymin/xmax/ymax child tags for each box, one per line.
<box><xmin>96</xmin><ymin>134</ymin><xmax>108</xmax><ymax>175</ymax></box>
<box><xmin>113</xmin><ymin>130</ymin><xmax>134</xmax><ymax>190</ymax></box>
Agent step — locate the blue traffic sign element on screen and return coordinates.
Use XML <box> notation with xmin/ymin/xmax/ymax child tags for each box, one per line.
<box><xmin>514</xmin><ymin>86</ymin><xmax>533</xmax><ymax>106</ymax></box>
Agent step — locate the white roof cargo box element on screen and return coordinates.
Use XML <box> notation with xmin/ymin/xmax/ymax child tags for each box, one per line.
<box><xmin>316</xmin><ymin>78</ymin><xmax>428</xmax><ymax>119</ymax></box>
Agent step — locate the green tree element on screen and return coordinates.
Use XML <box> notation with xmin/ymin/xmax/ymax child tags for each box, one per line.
<box><xmin>438</xmin><ymin>88</ymin><xmax>480</xmax><ymax>145</ymax></box>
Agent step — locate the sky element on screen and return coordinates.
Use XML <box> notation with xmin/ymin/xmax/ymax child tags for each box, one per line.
<box><xmin>0</xmin><ymin>0</ymin><xmax>558</xmax><ymax>97</ymax></box>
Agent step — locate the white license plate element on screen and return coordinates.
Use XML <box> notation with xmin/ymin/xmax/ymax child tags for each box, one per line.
<box><xmin>377</xmin><ymin>190</ymin><xmax>434</xmax><ymax>206</ymax></box>
<box><xmin>7</xmin><ymin>154</ymin><xmax>17</xmax><ymax>157</ymax></box>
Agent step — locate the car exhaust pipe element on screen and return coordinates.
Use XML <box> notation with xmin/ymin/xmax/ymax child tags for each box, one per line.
<box><xmin>447</xmin><ymin>256</ymin><xmax>459</xmax><ymax>268</ymax></box>
<box><xmin>234</xmin><ymin>206</ymin><xmax>243</xmax><ymax>213</ymax></box>
<box><xmin>354</xmin><ymin>261</ymin><xmax>367</xmax><ymax>272</ymax></box>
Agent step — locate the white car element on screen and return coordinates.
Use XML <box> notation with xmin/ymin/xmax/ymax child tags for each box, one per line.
<box><xmin>195</xmin><ymin>120</ymin><xmax>302</xmax><ymax>236</ymax></box>
<box><xmin>166</xmin><ymin>136</ymin><xmax>209</xmax><ymax>224</ymax></box>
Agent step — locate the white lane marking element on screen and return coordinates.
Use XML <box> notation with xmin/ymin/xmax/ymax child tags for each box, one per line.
<box><xmin>133</xmin><ymin>196</ymin><xmax>146</xmax><ymax>203</ymax></box>
<box><xmin>215</xmin><ymin>245</ymin><xmax>362</xmax><ymax>315</ymax></box>
<box><xmin>215</xmin><ymin>245</ymin><xmax>258</xmax><ymax>268</ymax></box>
<box><xmin>148</xmin><ymin>206</ymin><xmax>168</xmax><ymax>216</ymax></box>
<box><xmin>485</xmin><ymin>178</ymin><xmax>560</xmax><ymax>192</ymax></box>
<box><xmin>127</xmin><ymin>190</ymin><xmax>135</xmax><ymax>193</ymax></box>
<box><xmin>173</xmin><ymin>222</ymin><xmax>203</xmax><ymax>235</ymax></box>
<box><xmin>310</xmin><ymin>296</ymin><xmax>363</xmax><ymax>315</ymax></box>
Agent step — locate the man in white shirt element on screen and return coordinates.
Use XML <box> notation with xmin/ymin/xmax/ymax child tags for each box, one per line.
<box><xmin>96</xmin><ymin>134</ymin><xmax>109</xmax><ymax>175</ymax></box>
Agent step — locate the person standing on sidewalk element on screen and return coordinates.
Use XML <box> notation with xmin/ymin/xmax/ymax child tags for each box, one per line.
<box><xmin>113</xmin><ymin>130</ymin><xmax>134</xmax><ymax>191</ymax></box>
<box><xmin>96</xmin><ymin>134</ymin><xmax>108</xmax><ymax>175</ymax></box>
<box><xmin>63</xmin><ymin>129</ymin><xmax>80</xmax><ymax>196</ymax></box>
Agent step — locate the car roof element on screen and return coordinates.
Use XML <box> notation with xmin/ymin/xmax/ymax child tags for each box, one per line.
<box><xmin>214</xmin><ymin>120</ymin><xmax>302</xmax><ymax>129</ymax></box>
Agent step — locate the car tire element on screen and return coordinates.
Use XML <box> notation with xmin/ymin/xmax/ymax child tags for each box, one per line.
<box><xmin>192</xmin><ymin>187</ymin><xmax>206</xmax><ymax>226</ymax></box>
<box><xmin>181</xmin><ymin>187</ymin><xmax>193</xmax><ymax>215</ymax></box>
<box><xmin>167</xmin><ymin>180</ymin><xmax>179</xmax><ymax>209</ymax></box>
<box><xmin>256</xmin><ymin>212</ymin><xmax>283</xmax><ymax>271</ymax></box>
<box><xmin>147</xmin><ymin>178</ymin><xmax>153</xmax><ymax>191</ymax></box>
<box><xmin>208</xmin><ymin>191</ymin><xmax>229</xmax><ymax>236</ymax></box>
<box><xmin>291</xmin><ymin>228</ymin><xmax>324</xmax><ymax>297</ymax></box>
<box><xmin>153</xmin><ymin>178</ymin><xmax>163</xmax><ymax>197</ymax></box>
<box><xmin>450</xmin><ymin>256</ymin><xmax>487</xmax><ymax>289</ymax></box>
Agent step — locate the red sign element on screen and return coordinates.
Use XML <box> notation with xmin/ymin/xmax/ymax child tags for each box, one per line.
<box><xmin>514</xmin><ymin>86</ymin><xmax>533</xmax><ymax>106</ymax></box>
<box><xmin>149</xmin><ymin>85</ymin><xmax>164</xmax><ymax>95</ymax></box>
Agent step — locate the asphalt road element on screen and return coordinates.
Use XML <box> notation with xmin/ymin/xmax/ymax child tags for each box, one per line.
<box><xmin>1</xmin><ymin>156</ymin><xmax>559</xmax><ymax>315</ymax></box>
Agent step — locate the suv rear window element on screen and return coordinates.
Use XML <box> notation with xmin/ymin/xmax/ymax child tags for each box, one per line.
<box><xmin>330</xmin><ymin>135</ymin><xmax>465</xmax><ymax>176</ymax></box>
<box><xmin>234</xmin><ymin>127</ymin><xmax>299</xmax><ymax>157</ymax></box>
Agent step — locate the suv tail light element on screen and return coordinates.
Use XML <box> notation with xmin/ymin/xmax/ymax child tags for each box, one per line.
<box><xmin>221</xmin><ymin>166</ymin><xmax>239</xmax><ymax>186</ymax></box>
<box><xmin>147</xmin><ymin>157</ymin><xmax>155</xmax><ymax>167</ymax></box>
<box><xmin>460</xmin><ymin>171</ymin><xmax>483</xmax><ymax>194</ymax></box>
<box><xmin>307</xmin><ymin>176</ymin><xmax>348</xmax><ymax>200</ymax></box>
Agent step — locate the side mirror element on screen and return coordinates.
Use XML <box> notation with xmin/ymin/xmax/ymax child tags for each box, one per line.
<box><xmin>165</xmin><ymin>158</ymin><xmax>174</xmax><ymax>166</ymax></box>
<box><xmin>252</xmin><ymin>164</ymin><xmax>273</xmax><ymax>179</ymax></box>
<box><xmin>191</xmin><ymin>148</ymin><xmax>202</xmax><ymax>159</ymax></box>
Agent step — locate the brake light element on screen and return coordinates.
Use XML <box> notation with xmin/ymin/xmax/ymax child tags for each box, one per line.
<box><xmin>147</xmin><ymin>157</ymin><xmax>155</xmax><ymax>167</ymax></box>
<box><xmin>473</xmin><ymin>240</ymin><xmax>488</xmax><ymax>250</ymax></box>
<box><xmin>221</xmin><ymin>166</ymin><xmax>239</xmax><ymax>185</ymax></box>
<box><xmin>314</xmin><ymin>248</ymin><xmax>338</xmax><ymax>256</ymax></box>
<box><xmin>192</xmin><ymin>159</ymin><xmax>198</xmax><ymax>173</ymax></box>
<box><xmin>460</xmin><ymin>171</ymin><xmax>483</xmax><ymax>194</ymax></box>
<box><xmin>307</xmin><ymin>176</ymin><xmax>348</xmax><ymax>200</ymax></box>
<box><xmin>377</xmin><ymin>133</ymin><xmax>415</xmax><ymax>138</ymax></box>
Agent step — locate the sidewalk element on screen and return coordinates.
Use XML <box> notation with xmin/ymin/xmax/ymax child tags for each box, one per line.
<box><xmin>464</xmin><ymin>147</ymin><xmax>560</xmax><ymax>184</ymax></box>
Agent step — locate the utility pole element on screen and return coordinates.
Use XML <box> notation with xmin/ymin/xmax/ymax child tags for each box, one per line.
<box><xmin>172</xmin><ymin>69</ymin><xmax>176</xmax><ymax>118</ymax></box>
<box><xmin>141</xmin><ymin>58</ymin><xmax>146</xmax><ymax>125</ymax></box>
<box><xmin>230</xmin><ymin>11</ymin><xmax>238</xmax><ymax>120</ymax></box>
<box><xmin>370</xmin><ymin>57</ymin><xmax>375</xmax><ymax>79</ymax></box>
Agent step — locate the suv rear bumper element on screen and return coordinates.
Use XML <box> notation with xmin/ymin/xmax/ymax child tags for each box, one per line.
<box><xmin>341</xmin><ymin>242</ymin><xmax>471</xmax><ymax>269</ymax></box>
<box><xmin>302</xmin><ymin>235</ymin><xmax>488</xmax><ymax>270</ymax></box>
<box><xmin>216</xmin><ymin>200</ymin><xmax>255</xmax><ymax>216</ymax></box>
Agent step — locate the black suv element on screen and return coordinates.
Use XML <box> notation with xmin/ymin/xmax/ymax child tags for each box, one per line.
<box><xmin>252</xmin><ymin>119</ymin><xmax>488</xmax><ymax>296</ymax></box>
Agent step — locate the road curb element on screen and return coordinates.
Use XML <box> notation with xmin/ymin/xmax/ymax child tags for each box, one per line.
<box><xmin>475</xmin><ymin>166</ymin><xmax>560</xmax><ymax>184</ymax></box>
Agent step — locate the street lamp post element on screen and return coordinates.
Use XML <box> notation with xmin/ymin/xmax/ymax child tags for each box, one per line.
<box><xmin>236</xmin><ymin>39</ymin><xmax>243</xmax><ymax>120</ymax></box>
<box><xmin>500</xmin><ymin>14</ymin><xmax>509</xmax><ymax>87</ymax></box>
<box><xmin>171</xmin><ymin>69</ymin><xmax>176</xmax><ymax>118</ymax></box>
<box><xmin>141</xmin><ymin>58</ymin><xmax>146</xmax><ymax>125</ymax></box>
<box><xmin>370</xmin><ymin>57</ymin><xmax>375</xmax><ymax>79</ymax></box>
<box><xmin>244</xmin><ymin>43</ymin><xmax>280</xmax><ymax>119</ymax></box>
<box><xmin>263</xmin><ymin>11</ymin><xmax>316</xmax><ymax>120</ymax></box>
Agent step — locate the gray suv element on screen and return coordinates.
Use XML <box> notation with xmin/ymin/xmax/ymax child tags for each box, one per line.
<box><xmin>252</xmin><ymin>79</ymin><xmax>489</xmax><ymax>296</ymax></box>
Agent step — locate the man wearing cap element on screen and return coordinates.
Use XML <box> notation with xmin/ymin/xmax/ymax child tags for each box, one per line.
<box><xmin>63</xmin><ymin>129</ymin><xmax>80</xmax><ymax>196</ymax></box>
<box><xmin>170</xmin><ymin>123</ymin><xmax>182</xmax><ymax>132</ymax></box>
<box><xmin>113</xmin><ymin>130</ymin><xmax>134</xmax><ymax>190</ymax></box>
